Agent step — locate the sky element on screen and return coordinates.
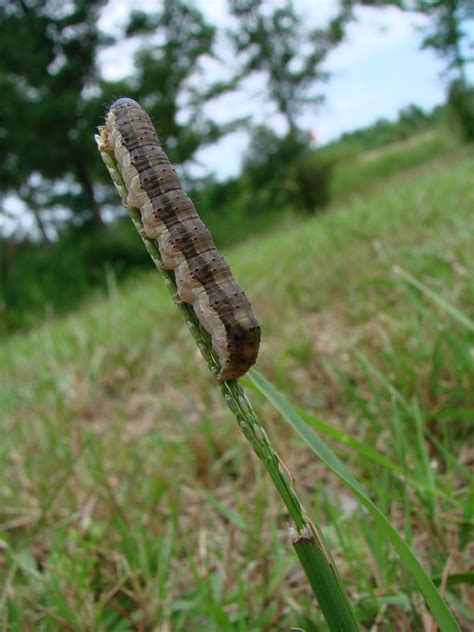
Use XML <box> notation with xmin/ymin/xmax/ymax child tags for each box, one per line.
<box><xmin>98</xmin><ymin>0</ymin><xmax>450</xmax><ymax>179</ymax></box>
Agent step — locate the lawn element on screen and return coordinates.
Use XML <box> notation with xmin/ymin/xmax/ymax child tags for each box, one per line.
<box><xmin>1</xmin><ymin>149</ymin><xmax>473</xmax><ymax>630</ymax></box>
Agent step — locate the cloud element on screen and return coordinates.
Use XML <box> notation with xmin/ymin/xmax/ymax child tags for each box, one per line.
<box><xmin>328</xmin><ymin>6</ymin><xmax>428</xmax><ymax>71</ymax></box>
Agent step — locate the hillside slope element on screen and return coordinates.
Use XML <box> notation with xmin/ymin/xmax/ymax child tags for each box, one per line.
<box><xmin>1</xmin><ymin>153</ymin><xmax>473</xmax><ymax>630</ymax></box>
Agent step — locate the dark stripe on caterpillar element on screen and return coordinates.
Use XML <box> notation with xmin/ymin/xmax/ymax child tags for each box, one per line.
<box><xmin>103</xmin><ymin>98</ymin><xmax>260</xmax><ymax>382</ymax></box>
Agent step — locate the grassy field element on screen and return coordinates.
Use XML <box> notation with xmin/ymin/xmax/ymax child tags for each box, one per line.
<box><xmin>1</xmin><ymin>127</ymin><xmax>456</xmax><ymax>338</ymax></box>
<box><xmin>1</xmin><ymin>146</ymin><xmax>473</xmax><ymax>629</ymax></box>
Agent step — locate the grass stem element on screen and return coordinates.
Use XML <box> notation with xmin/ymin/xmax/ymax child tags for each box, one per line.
<box><xmin>97</xmin><ymin>143</ymin><xmax>359</xmax><ymax>630</ymax></box>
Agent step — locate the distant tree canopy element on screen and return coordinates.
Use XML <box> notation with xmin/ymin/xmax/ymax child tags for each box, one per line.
<box><xmin>352</xmin><ymin>1</ymin><xmax>474</xmax><ymax>83</ymax></box>
<box><xmin>418</xmin><ymin>0</ymin><xmax>474</xmax><ymax>84</ymax></box>
<box><xmin>228</xmin><ymin>0</ymin><xmax>351</xmax><ymax>215</ymax></box>
<box><xmin>123</xmin><ymin>0</ymin><xmax>235</xmax><ymax>166</ymax></box>
<box><xmin>229</xmin><ymin>0</ymin><xmax>351</xmax><ymax>132</ymax></box>
<box><xmin>0</xmin><ymin>0</ymin><xmax>109</xmax><ymax>236</ymax></box>
<box><xmin>0</xmin><ymin>0</ymin><xmax>237</xmax><ymax>240</ymax></box>
<box><xmin>349</xmin><ymin>1</ymin><xmax>474</xmax><ymax>138</ymax></box>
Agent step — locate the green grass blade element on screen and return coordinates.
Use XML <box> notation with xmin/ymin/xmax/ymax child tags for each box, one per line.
<box><xmin>393</xmin><ymin>266</ymin><xmax>474</xmax><ymax>332</ymax></box>
<box><xmin>294</xmin><ymin>406</ymin><xmax>404</xmax><ymax>472</ymax></box>
<box><xmin>97</xmin><ymin>142</ymin><xmax>360</xmax><ymax>631</ymax></box>
<box><xmin>246</xmin><ymin>372</ymin><xmax>458</xmax><ymax>507</ymax></box>
<box><xmin>412</xmin><ymin>401</ymin><xmax>436</xmax><ymax>517</ymax></box>
<box><xmin>431</xmin><ymin>572</ymin><xmax>474</xmax><ymax>588</ymax></box>
<box><xmin>206</xmin><ymin>492</ymin><xmax>247</xmax><ymax>530</ymax></box>
<box><xmin>291</xmin><ymin>407</ymin><xmax>458</xmax><ymax>507</ymax></box>
<box><xmin>459</xmin><ymin>480</ymin><xmax>474</xmax><ymax>551</ymax></box>
<box><xmin>246</xmin><ymin>368</ymin><xmax>461</xmax><ymax>632</ymax></box>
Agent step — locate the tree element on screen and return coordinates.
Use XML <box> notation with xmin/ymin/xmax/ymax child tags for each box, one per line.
<box><xmin>124</xmin><ymin>0</ymin><xmax>240</xmax><ymax>168</ymax></box>
<box><xmin>229</xmin><ymin>0</ymin><xmax>351</xmax><ymax>132</ymax></box>
<box><xmin>240</xmin><ymin>125</ymin><xmax>333</xmax><ymax>214</ymax></box>
<box><xmin>418</xmin><ymin>0</ymin><xmax>473</xmax><ymax>85</ymax></box>
<box><xmin>0</xmin><ymin>0</ymin><xmax>243</xmax><ymax>241</ymax></box>
<box><xmin>350</xmin><ymin>1</ymin><xmax>474</xmax><ymax>139</ymax></box>
<box><xmin>0</xmin><ymin>0</ymin><xmax>111</xmax><ymax>235</ymax></box>
<box><xmin>351</xmin><ymin>1</ymin><xmax>473</xmax><ymax>84</ymax></box>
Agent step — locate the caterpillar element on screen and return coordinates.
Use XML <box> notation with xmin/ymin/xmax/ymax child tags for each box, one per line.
<box><xmin>99</xmin><ymin>98</ymin><xmax>260</xmax><ymax>382</ymax></box>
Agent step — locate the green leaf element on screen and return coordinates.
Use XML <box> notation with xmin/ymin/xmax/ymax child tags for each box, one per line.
<box><xmin>246</xmin><ymin>368</ymin><xmax>461</xmax><ymax>632</ymax></box>
<box><xmin>292</xmin><ymin>406</ymin><xmax>458</xmax><ymax>507</ymax></box>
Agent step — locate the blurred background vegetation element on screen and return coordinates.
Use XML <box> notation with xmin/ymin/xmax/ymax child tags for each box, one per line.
<box><xmin>1</xmin><ymin>0</ymin><xmax>472</xmax><ymax>336</ymax></box>
<box><xmin>1</xmin><ymin>2</ymin><xmax>474</xmax><ymax>629</ymax></box>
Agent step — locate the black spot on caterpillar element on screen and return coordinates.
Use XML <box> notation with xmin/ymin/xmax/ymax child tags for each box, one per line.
<box><xmin>100</xmin><ymin>98</ymin><xmax>260</xmax><ymax>382</ymax></box>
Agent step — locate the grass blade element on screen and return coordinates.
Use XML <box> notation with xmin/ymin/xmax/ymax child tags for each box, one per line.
<box><xmin>97</xmin><ymin>139</ymin><xmax>360</xmax><ymax>631</ymax></box>
<box><xmin>246</xmin><ymin>368</ymin><xmax>461</xmax><ymax>632</ymax></box>
<box><xmin>431</xmin><ymin>572</ymin><xmax>474</xmax><ymax>588</ymax></box>
<box><xmin>291</xmin><ymin>406</ymin><xmax>459</xmax><ymax>507</ymax></box>
<box><xmin>393</xmin><ymin>266</ymin><xmax>474</xmax><ymax>332</ymax></box>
